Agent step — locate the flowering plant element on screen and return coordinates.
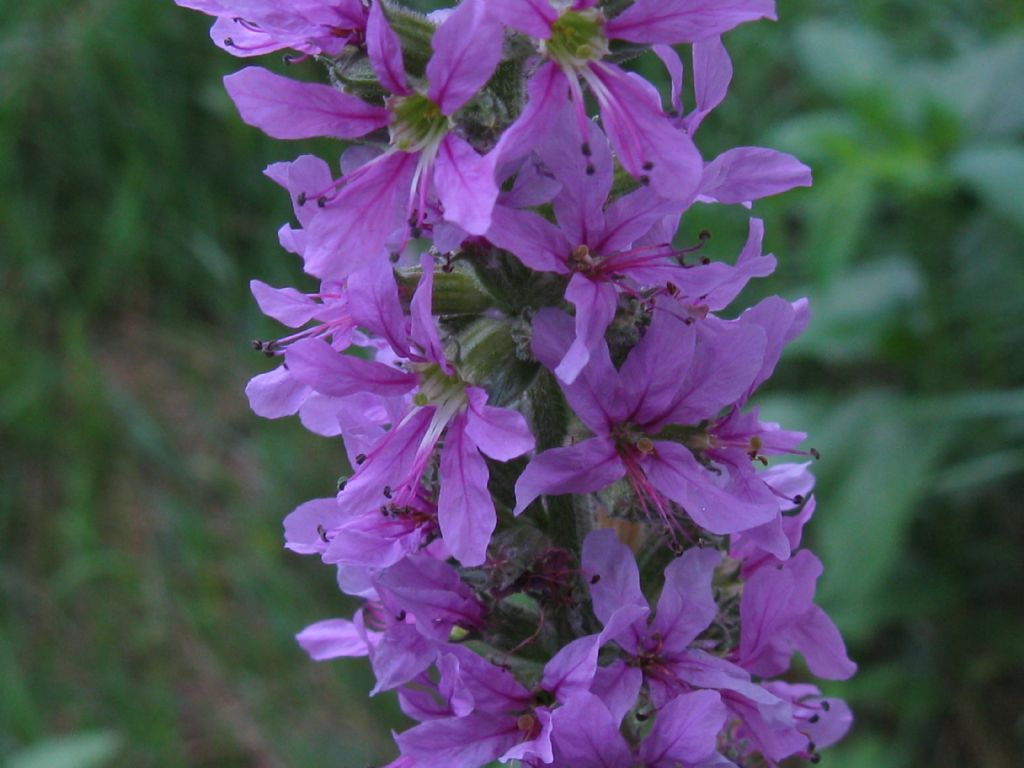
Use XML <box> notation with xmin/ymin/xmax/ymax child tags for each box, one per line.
<box><xmin>177</xmin><ymin>1</ymin><xmax>856</xmax><ymax>764</ymax></box>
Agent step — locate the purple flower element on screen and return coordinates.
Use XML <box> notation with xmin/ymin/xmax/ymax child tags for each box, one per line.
<box><xmin>738</xmin><ymin>550</ymin><xmax>857</xmax><ymax>681</ymax></box>
<box><xmin>285</xmin><ymin>258</ymin><xmax>534</xmax><ymax>565</ymax></box>
<box><xmin>515</xmin><ymin>303</ymin><xmax>778</xmax><ymax>537</ymax></box>
<box><xmin>224</xmin><ymin>0</ymin><xmax>503</xmax><ymax>279</ymax></box>
<box><xmin>176</xmin><ymin>0</ymin><xmax>368</xmax><ymax>58</ymax></box>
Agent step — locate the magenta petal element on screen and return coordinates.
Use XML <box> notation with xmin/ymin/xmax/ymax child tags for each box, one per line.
<box><xmin>582</xmin><ymin>529</ymin><xmax>649</xmax><ymax>628</ymax></box>
<box><xmin>464</xmin><ymin>387</ymin><xmax>535</xmax><ymax>461</ymax></box>
<box><xmin>556</xmin><ymin>274</ymin><xmax>618</xmax><ymax>384</ymax></box>
<box><xmin>606</xmin><ymin>0</ymin><xmax>777</xmax><ymax>44</ymax></box>
<box><xmin>487</xmin><ymin>0</ymin><xmax>556</xmax><ymax>38</ymax></box>
<box><xmin>245</xmin><ymin>366</ymin><xmax>310</xmax><ymax>419</ymax></box>
<box><xmin>305</xmin><ymin>151</ymin><xmax>417</xmax><ymax>279</ymax></box>
<box><xmin>646</xmin><ymin>441</ymin><xmax>777</xmax><ymax>533</ymax></box>
<box><xmin>296</xmin><ymin>617</ymin><xmax>372</xmax><ymax>661</ymax></box>
<box><xmin>249</xmin><ymin>280</ymin><xmax>319</xmax><ymax>327</ymax></box>
<box><xmin>223</xmin><ymin>66</ymin><xmax>388</xmax><ymax>140</ymax></box>
<box><xmin>513</xmin><ymin>437</ymin><xmax>625</xmax><ymax>515</ymax></box>
<box><xmin>491</xmin><ymin>62</ymin><xmax>568</xmax><ymax>169</ymax></box>
<box><xmin>284</xmin><ymin>497</ymin><xmax>345</xmax><ymax>555</ymax></box>
<box><xmin>367</xmin><ymin>0</ymin><xmax>409</xmax><ymax>95</ymax></box>
<box><xmin>637</xmin><ymin>690</ymin><xmax>727</xmax><ymax>768</ymax></box>
<box><xmin>650</xmin><ymin>548</ymin><xmax>722</xmax><ymax>654</ymax></box>
<box><xmin>295</xmin><ymin>618</ymin><xmax>369</xmax><ymax>664</ymax></box>
<box><xmin>653</xmin><ymin>43</ymin><xmax>685</xmax><ymax>115</ymax></box>
<box><xmin>284</xmin><ymin>338</ymin><xmax>417</xmax><ymax>398</ymax></box>
<box><xmin>550</xmin><ymin>692</ymin><xmax>633</xmax><ymax>768</ymax></box>
<box><xmin>486</xmin><ymin>205</ymin><xmax>571</xmax><ymax>274</ymax></box>
<box><xmin>532</xmin><ymin>308</ymin><xmax>622</xmax><ymax>431</ymax></box>
<box><xmin>369</xmin><ymin>621</ymin><xmax>437</xmax><ymax>694</ymax></box>
<box><xmin>541</xmin><ymin>633</ymin><xmax>604</xmax><ymax>701</ymax></box>
<box><xmin>264</xmin><ymin>154</ymin><xmax>334</xmax><ymax>226</ymax></box>
<box><xmin>346</xmin><ymin>259</ymin><xmax>410</xmax><ymax>355</ymax></box>
<box><xmin>588</xmin><ymin>64</ymin><xmax>702</xmax><ymax>202</ymax></box>
<box><xmin>700</xmin><ymin>147</ymin><xmax>812</xmax><ymax>205</ymax></box>
<box><xmin>396</xmin><ymin>713</ymin><xmax>519</xmax><ymax>768</ymax></box>
<box><xmin>591</xmin><ymin>660</ymin><xmax>644</xmax><ymax>726</ymax></box>
<box><xmin>434</xmin><ymin>134</ymin><xmax>498</xmax><ymax>235</ymax></box>
<box><xmin>687</xmin><ymin>36</ymin><xmax>733</xmax><ymax>134</ymax></box>
<box><xmin>427</xmin><ymin>0</ymin><xmax>503</xmax><ymax>115</ymax></box>
<box><xmin>791</xmin><ymin>606</ymin><xmax>858</xmax><ymax>680</ymax></box>
<box><xmin>539</xmin><ymin>120</ymin><xmax>613</xmax><ymax>245</ymax></box>
<box><xmin>409</xmin><ymin>254</ymin><xmax>448</xmax><ymax>368</ymax></box>
<box><xmin>438</xmin><ymin>412</ymin><xmax>496</xmax><ymax>566</ymax></box>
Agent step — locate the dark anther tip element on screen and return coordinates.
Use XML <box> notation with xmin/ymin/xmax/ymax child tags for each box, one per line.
<box><xmin>355</xmin><ymin>453</ymin><xmax>367</xmax><ymax>465</ymax></box>
<box><xmin>821</xmin><ymin>701</ymin><xmax>831</xmax><ymax>711</ymax></box>
<box><xmin>396</xmin><ymin>610</ymin><xmax>406</xmax><ymax>621</ymax></box>
<box><xmin>297</xmin><ymin>192</ymin><xmax>307</xmax><ymax>206</ymax></box>
<box><xmin>581</xmin><ymin>142</ymin><xmax>592</xmax><ymax>156</ymax></box>
<box><xmin>585</xmin><ymin>164</ymin><xmax>596</xmax><ymax>176</ymax></box>
<box><xmin>810</xmin><ymin>448</ymin><xmax>821</xmax><ymax>460</ymax></box>
<box><xmin>590</xmin><ymin>574</ymin><xmax>601</xmax><ymax>584</ymax></box>
<box><xmin>793</xmin><ymin>494</ymin><xmax>805</xmax><ymax>505</ymax></box>
<box><xmin>317</xmin><ymin>196</ymin><xmax>328</xmax><ymax>207</ymax></box>
<box><xmin>809</xmin><ymin>713</ymin><xmax>820</xmax><ymax>723</ymax></box>
<box><xmin>224</xmin><ymin>37</ymin><xmax>235</xmax><ymax>47</ymax></box>
<box><xmin>639</xmin><ymin>174</ymin><xmax>651</xmax><ymax>186</ymax></box>
<box><xmin>642</xmin><ymin>161</ymin><xmax>654</xmax><ymax>171</ymax></box>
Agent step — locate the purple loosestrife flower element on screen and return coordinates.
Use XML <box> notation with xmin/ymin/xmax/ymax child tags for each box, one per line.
<box><xmin>285</xmin><ymin>258</ymin><xmax>534</xmax><ymax>565</ymax></box>
<box><xmin>515</xmin><ymin>302</ymin><xmax>780</xmax><ymax>537</ymax></box>
<box><xmin>224</xmin><ymin>0</ymin><xmax>503</xmax><ymax>280</ymax></box>
<box><xmin>175</xmin><ymin>0</ymin><xmax>367</xmax><ymax>58</ymax></box>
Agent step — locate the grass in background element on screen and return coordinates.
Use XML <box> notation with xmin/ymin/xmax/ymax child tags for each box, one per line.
<box><xmin>1</xmin><ymin>1</ymin><xmax>1022</xmax><ymax>766</ymax></box>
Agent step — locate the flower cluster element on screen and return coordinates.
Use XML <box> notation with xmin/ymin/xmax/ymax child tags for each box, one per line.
<box><xmin>180</xmin><ymin>1</ymin><xmax>856</xmax><ymax>765</ymax></box>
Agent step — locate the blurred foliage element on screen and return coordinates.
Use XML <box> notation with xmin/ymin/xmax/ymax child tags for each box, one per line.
<box><xmin>1</xmin><ymin>1</ymin><xmax>1022</xmax><ymax>767</ymax></box>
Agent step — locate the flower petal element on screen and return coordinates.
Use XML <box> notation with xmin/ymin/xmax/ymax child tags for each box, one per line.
<box><xmin>438</xmin><ymin>412</ymin><xmax>496</xmax><ymax>566</ymax></box>
<box><xmin>367</xmin><ymin>0</ymin><xmax>409</xmax><ymax>95</ymax></box>
<box><xmin>513</xmin><ymin>437</ymin><xmax>625</xmax><ymax>515</ymax></box>
<box><xmin>434</xmin><ymin>134</ymin><xmax>499</xmax><ymax>235</ymax></box>
<box><xmin>427</xmin><ymin>0</ymin><xmax>504</xmax><ymax>115</ymax></box>
<box><xmin>464</xmin><ymin>387</ymin><xmax>535</xmax><ymax>461</ymax></box>
<box><xmin>606</xmin><ymin>0</ymin><xmax>777</xmax><ymax>45</ymax></box>
<box><xmin>223</xmin><ymin>66</ymin><xmax>388</xmax><ymax>140</ymax></box>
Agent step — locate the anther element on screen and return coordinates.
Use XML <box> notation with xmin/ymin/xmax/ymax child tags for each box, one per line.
<box><xmin>337</xmin><ymin>475</ymin><xmax>349</xmax><ymax>491</ymax></box>
<box><xmin>698</xmin><ymin>229</ymin><xmax>711</xmax><ymax>241</ymax></box>
<box><xmin>635</xmin><ymin>711</ymin><xmax>649</xmax><ymax>722</ymax></box>
<box><xmin>383</xmin><ymin>485</ymin><xmax>393</xmax><ymax>499</ymax></box>
<box><xmin>581</xmin><ymin>142</ymin><xmax>592</xmax><ymax>157</ymax></box>
<box><xmin>809</xmin><ymin>448</ymin><xmax>821</xmax><ymax>460</ymax></box>
<box><xmin>355</xmin><ymin>453</ymin><xmax>367</xmax><ymax>465</ymax></box>
<box><xmin>317</xmin><ymin>524</ymin><xmax>329</xmax><ymax>543</ymax></box>
<box><xmin>642</xmin><ymin>161</ymin><xmax>654</xmax><ymax>171</ymax></box>
<box><xmin>590</xmin><ymin>574</ymin><xmax>601</xmax><ymax>584</ymax></box>
<box><xmin>396</xmin><ymin>610</ymin><xmax>406</xmax><ymax>621</ymax></box>
<box><xmin>666</xmin><ymin>282</ymin><xmax>679</xmax><ymax>296</ymax></box>
<box><xmin>807</xmin><ymin>741</ymin><xmax>816</xmax><ymax>752</ymax></box>
<box><xmin>317</xmin><ymin>196</ymin><xmax>328</xmax><ymax>208</ymax></box>
<box><xmin>793</xmin><ymin>494</ymin><xmax>805</xmax><ymax>505</ymax></box>
<box><xmin>585</xmin><ymin>163</ymin><xmax>596</xmax><ymax>176</ymax></box>
<box><xmin>809</xmin><ymin>713</ymin><xmax>820</xmax><ymax>723</ymax></box>
<box><xmin>282</xmin><ymin>53</ymin><xmax>303</xmax><ymax>65</ymax></box>
<box><xmin>639</xmin><ymin>174</ymin><xmax>651</xmax><ymax>186</ymax></box>
<box><xmin>636</xmin><ymin>437</ymin><xmax>655</xmax><ymax>455</ymax></box>
<box><xmin>224</xmin><ymin>37</ymin><xmax>235</xmax><ymax>47</ymax></box>
<box><xmin>297</xmin><ymin>192</ymin><xmax>307</xmax><ymax>206</ymax></box>
<box><xmin>809</xmin><ymin>756</ymin><xmax>820</xmax><ymax>764</ymax></box>
<box><xmin>821</xmin><ymin>701</ymin><xmax>831</xmax><ymax>712</ymax></box>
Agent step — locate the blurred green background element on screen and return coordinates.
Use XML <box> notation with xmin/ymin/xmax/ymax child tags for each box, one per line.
<box><xmin>2</xmin><ymin>1</ymin><xmax>1022</xmax><ymax>766</ymax></box>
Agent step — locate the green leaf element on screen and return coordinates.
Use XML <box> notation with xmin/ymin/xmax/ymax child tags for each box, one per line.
<box><xmin>794</xmin><ymin>21</ymin><xmax>894</xmax><ymax>97</ymax></box>
<box><xmin>951</xmin><ymin>144</ymin><xmax>1024</xmax><ymax>229</ymax></box>
<box><xmin>7</xmin><ymin>732</ymin><xmax>121</xmax><ymax>768</ymax></box>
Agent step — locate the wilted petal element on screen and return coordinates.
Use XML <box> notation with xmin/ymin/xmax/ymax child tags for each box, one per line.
<box><xmin>224</xmin><ymin>66</ymin><xmax>388</xmax><ymax>140</ymax></box>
